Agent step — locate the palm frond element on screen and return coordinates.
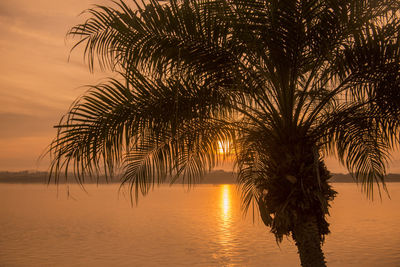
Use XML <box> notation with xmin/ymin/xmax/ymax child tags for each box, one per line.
<box><xmin>69</xmin><ymin>0</ymin><xmax>241</xmax><ymax>78</ymax></box>
<box><xmin>122</xmin><ymin>118</ymin><xmax>236</xmax><ymax>201</ymax></box>
<box><xmin>49</xmin><ymin>67</ymin><xmax>236</xmax><ymax>181</ymax></box>
<box><xmin>321</xmin><ymin>106</ymin><xmax>391</xmax><ymax>197</ymax></box>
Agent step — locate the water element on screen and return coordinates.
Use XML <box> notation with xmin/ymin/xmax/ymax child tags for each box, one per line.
<box><xmin>0</xmin><ymin>183</ymin><xmax>399</xmax><ymax>266</ymax></box>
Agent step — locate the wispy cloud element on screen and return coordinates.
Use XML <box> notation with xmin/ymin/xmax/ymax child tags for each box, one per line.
<box><xmin>0</xmin><ymin>113</ymin><xmax>58</xmax><ymax>139</ymax></box>
<box><xmin>0</xmin><ymin>0</ymin><xmax>111</xmax><ymax>170</ymax></box>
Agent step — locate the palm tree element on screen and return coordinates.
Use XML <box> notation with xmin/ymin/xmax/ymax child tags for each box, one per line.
<box><xmin>49</xmin><ymin>0</ymin><xmax>400</xmax><ymax>266</ymax></box>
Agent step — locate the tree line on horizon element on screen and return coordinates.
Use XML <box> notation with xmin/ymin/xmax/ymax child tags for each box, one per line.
<box><xmin>3</xmin><ymin>170</ymin><xmax>400</xmax><ymax>183</ymax></box>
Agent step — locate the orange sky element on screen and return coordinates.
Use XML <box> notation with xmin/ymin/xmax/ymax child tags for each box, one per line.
<box><xmin>1</xmin><ymin>0</ymin><xmax>400</xmax><ymax>173</ymax></box>
<box><xmin>0</xmin><ymin>0</ymin><xmax>111</xmax><ymax>170</ymax></box>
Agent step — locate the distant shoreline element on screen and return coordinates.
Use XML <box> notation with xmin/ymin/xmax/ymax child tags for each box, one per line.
<box><xmin>1</xmin><ymin>170</ymin><xmax>400</xmax><ymax>184</ymax></box>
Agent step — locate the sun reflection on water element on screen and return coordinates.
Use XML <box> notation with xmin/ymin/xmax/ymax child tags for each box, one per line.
<box><xmin>222</xmin><ymin>184</ymin><xmax>231</xmax><ymax>219</ymax></box>
<box><xmin>217</xmin><ymin>184</ymin><xmax>234</xmax><ymax>261</ymax></box>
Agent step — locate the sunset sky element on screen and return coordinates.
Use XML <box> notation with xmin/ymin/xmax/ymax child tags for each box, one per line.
<box><xmin>0</xmin><ymin>0</ymin><xmax>111</xmax><ymax>170</ymax></box>
<box><xmin>1</xmin><ymin>0</ymin><xmax>399</xmax><ymax>173</ymax></box>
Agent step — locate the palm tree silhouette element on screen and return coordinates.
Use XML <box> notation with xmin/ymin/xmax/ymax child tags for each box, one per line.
<box><xmin>49</xmin><ymin>1</ymin><xmax>400</xmax><ymax>266</ymax></box>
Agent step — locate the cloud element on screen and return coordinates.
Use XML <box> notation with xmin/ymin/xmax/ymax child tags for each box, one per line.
<box><xmin>0</xmin><ymin>113</ymin><xmax>58</xmax><ymax>139</ymax></box>
<box><xmin>0</xmin><ymin>135</ymin><xmax>51</xmax><ymax>171</ymax></box>
<box><xmin>0</xmin><ymin>0</ymin><xmax>118</xmax><ymax>170</ymax></box>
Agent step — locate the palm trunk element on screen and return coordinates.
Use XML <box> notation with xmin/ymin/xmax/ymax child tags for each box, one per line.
<box><xmin>292</xmin><ymin>215</ymin><xmax>326</xmax><ymax>267</ymax></box>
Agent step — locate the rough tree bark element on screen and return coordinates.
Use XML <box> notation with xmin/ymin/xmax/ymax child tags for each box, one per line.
<box><xmin>292</xmin><ymin>215</ymin><xmax>327</xmax><ymax>267</ymax></box>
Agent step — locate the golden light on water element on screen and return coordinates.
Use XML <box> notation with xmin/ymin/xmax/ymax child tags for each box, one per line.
<box><xmin>221</xmin><ymin>184</ymin><xmax>231</xmax><ymax>218</ymax></box>
<box><xmin>218</xmin><ymin>184</ymin><xmax>234</xmax><ymax>254</ymax></box>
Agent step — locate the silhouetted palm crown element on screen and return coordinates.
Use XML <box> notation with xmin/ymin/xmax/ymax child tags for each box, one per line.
<box><xmin>49</xmin><ymin>1</ymin><xmax>400</xmax><ymax>266</ymax></box>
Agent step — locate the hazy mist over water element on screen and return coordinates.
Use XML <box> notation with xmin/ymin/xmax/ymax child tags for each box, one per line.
<box><xmin>0</xmin><ymin>183</ymin><xmax>399</xmax><ymax>266</ymax></box>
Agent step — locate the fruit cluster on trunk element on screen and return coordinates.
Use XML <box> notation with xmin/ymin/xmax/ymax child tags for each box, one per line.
<box><xmin>257</xmin><ymin>139</ymin><xmax>336</xmax><ymax>266</ymax></box>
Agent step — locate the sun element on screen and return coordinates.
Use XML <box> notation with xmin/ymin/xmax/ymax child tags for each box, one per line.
<box><xmin>218</xmin><ymin>141</ymin><xmax>231</xmax><ymax>154</ymax></box>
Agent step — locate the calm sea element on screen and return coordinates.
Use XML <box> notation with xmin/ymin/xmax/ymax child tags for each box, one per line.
<box><xmin>0</xmin><ymin>183</ymin><xmax>399</xmax><ymax>266</ymax></box>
